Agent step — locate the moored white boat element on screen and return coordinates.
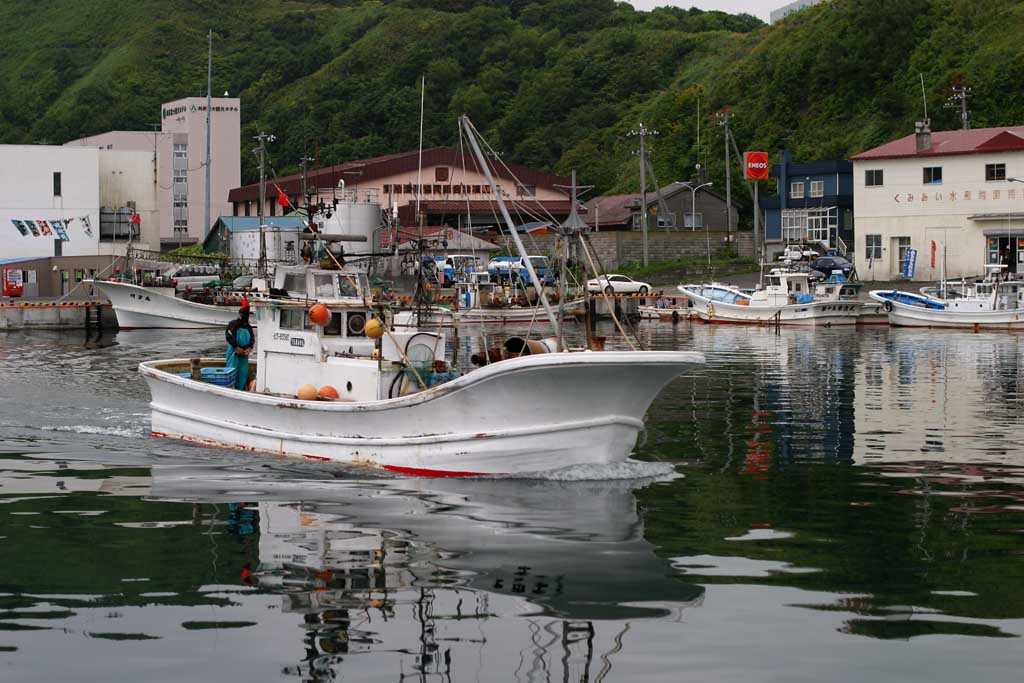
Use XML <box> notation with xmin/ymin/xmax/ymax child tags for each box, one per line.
<box><xmin>90</xmin><ymin>279</ymin><xmax>242</xmax><ymax>329</ymax></box>
<box><xmin>678</xmin><ymin>270</ymin><xmax>860</xmax><ymax>326</ymax></box>
<box><xmin>870</xmin><ymin>279</ymin><xmax>1024</xmax><ymax>329</ymax></box>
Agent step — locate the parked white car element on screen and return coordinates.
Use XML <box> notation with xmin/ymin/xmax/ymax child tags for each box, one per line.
<box><xmin>587</xmin><ymin>274</ymin><xmax>652</xmax><ymax>294</ymax></box>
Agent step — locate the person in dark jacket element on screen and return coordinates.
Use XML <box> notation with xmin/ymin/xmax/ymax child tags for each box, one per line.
<box><xmin>225</xmin><ymin>299</ymin><xmax>255</xmax><ymax>390</ymax></box>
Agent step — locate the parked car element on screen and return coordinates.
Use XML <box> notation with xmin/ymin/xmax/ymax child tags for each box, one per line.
<box><xmin>586</xmin><ymin>274</ymin><xmax>652</xmax><ymax>295</ymax></box>
<box><xmin>809</xmin><ymin>255</ymin><xmax>853</xmax><ymax>279</ymax></box>
<box><xmin>778</xmin><ymin>244</ymin><xmax>820</xmax><ymax>262</ymax></box>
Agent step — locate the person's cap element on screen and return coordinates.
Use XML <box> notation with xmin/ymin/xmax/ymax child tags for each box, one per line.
<box><xmin>240</xmin><ymin>298</ymin><xmax>250</xmax><ymax>310</ymax></box>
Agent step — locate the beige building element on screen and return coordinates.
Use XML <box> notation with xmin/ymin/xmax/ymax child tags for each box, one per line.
<box><xmin>228</xmin><ymin>147</ymin><xmax>574</xmax><ymax>235</ymax></box>
<box><xmin>66</xmin><ymin>96</ymin><xmax>240</xmax><ymax>250</ymax></box>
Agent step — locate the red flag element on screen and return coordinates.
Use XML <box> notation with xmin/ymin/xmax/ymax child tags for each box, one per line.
<box><xmin>930</xmin><ymin>240</ymin><xmax>936</xmax><ymax>268</ymax></box>
<box><xmin>131</xmin><ymin>213</ymin><xmax>141</xmax><ymax>225</ymax></box>
<box><xmin>277</xmin><ymin>189</ymin><xmax>290</xmax><ymax>207</ymax></box>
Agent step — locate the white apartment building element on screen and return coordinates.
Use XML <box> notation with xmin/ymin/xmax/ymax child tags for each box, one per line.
<box><xmin>852</xmin><ymin>124</ymin><xmax>1024</xmax><ymax>282</ymax></box>
<box><xmin>67</xmin><ymin>96</ymin><xmax>240</xmax><ymax>249</ymax></box>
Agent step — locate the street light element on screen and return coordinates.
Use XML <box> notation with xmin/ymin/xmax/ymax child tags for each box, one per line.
<box><xmin>678</xmin><ymin>181</ymin><xmax>714</xmax><ymax>264</ymax></box>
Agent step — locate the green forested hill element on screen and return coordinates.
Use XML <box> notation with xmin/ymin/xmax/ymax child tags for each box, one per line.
<box><xmin>1</xmin><ymin>0</ymin><xmax>1023</xmax><ymax>201</ymax></box>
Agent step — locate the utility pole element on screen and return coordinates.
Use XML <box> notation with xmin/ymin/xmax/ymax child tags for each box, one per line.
<box><xmin>204</xmin><ymin>29</ymin><xmax>213</xmax><ymax>244</ymax></box>
<box><xmin>716</xmin><ymin>111</ymin><xmax>734</xmax><ymax>239</ymax></box>
<box><xmin>946</xmin><ymin>84</ymin><xmax>972</xmax><ymax>130</ymax></box>
<box><xmin>627</xmin><ymin>123</ymin><xmax>658</xmax><ymax>266</ymax></box>
<box><xmin>254</xmin><ymin>131</ymin><xmax>276</xmax><ymax>277</ymax></box>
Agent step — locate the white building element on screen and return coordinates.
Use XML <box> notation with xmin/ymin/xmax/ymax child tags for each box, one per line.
<box><xmin>852</xmin><ymin>123</ymin><xmax>1024</xmax><ymax>282</ymax></box>
<box><xmin>770</xmin><ymin>0</ymin><xmax>825</xmax><ymax>24</ymax></box>
<box><xmin>0</xmin><ymin>144</ymin><xmax>158</xmax><ymax>261</ymax></box>
<box><xmin>66</xmin><ymin>96</ymin><xmax>240</xmax><ymax>250</ymax></box>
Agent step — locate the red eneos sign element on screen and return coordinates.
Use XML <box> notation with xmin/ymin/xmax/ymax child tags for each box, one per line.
<box><xmin>744</xmin><ymin>151</ymin><xmax>770</xmax><ymax>180</ymax></box>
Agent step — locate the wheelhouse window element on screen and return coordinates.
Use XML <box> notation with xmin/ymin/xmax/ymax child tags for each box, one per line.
<box><xmin>923</xmin><ymin>167</ymin><xmax>942</xmax><ymax>184</ymax></box>
<box><xmin>865</xmin><ymin>234</ymin><xmax>882</xmax><ymax>260</ymax></box>
<box><xmin>313</xmin><ymin>273</ymin><xmax>337</xmax><ymax>298</ymax></box>
<box><xmin>790</xmin><ymin>182</ymin><xmax>805</xmax><ymax>199</ymax></box>
<box><xmin>280</xmin><ymin>307</ymin><xmax>311</xmax><ymax>330</ymax></box>
<box><xmin>865</xmin><ymin>169</ymin><xmax>884</xmax><ymax>187</ymax></box>
<box><xmin>986</xmin><ymin>163</ymin><xmax>1006</xmax><ymax>181</ymax></box>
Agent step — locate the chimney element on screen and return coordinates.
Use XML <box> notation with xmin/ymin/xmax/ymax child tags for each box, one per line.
<box><xmin>915</xmin><ymin>119</ymin><xmax>932</xmax><ymax>152</ymax></box>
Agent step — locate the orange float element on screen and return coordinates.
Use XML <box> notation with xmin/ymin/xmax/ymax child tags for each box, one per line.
<box><xmin>309</xmin><ymin>303</ymin><xmax>330</xmax><ymax>326</ymax></box>
<box><xmin>318</xmin><ymin>385</ymin><xmax>339</xmax><ymax>399</ymax></box>
<box><xmin>296</xmin><ymin>384</ymin><xmax>318</xmax><ymax>400</ymax></box>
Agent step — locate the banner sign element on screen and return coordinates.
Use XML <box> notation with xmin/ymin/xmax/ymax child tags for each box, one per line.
<box><xmin>902</xmin><ymin>248</ymin><xmax>918</xmax><ymax>279</ymax></box>
<box><xmin>744</xmin><ymin>151</ymin><xmax>770</xmax><ymax>180</ymax></box>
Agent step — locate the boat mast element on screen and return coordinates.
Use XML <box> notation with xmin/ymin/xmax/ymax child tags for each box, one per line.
<box><xmin>204</xmin><ymin>29</ymin><xmax>212</xmax><ymax>248</ymax></box>
<box><xmin>459</xmin><ymin>116</ymin><xmax>559</xmax><ymax>334</ymax></box>
<box><xmin>555</xmin><ymin>170</ymin><xmax>591</xmax><ymax>350</ymax></box>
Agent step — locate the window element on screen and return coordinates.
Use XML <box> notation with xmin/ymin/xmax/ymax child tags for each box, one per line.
<box><xmin>434</xmin><ymin>184</ymin><xmax>442</xmax><ymax>194</ymax></box>
<box><xmin>435</xmin><ymin>167</ymin><xmax>449</xmax><ymax>182</ymax></box>
<box><xmin>809</xmin><ymin>180</ymin><xmax>825</xmax><ymax>198</ymax></box>
<box><xmin>865</xmin><ymin>234</ymin><xmax>882</xmax><ymax>260</ymax></box>
<box><xmin>423</xmin><ymin>184</ymin><xmax>432</xmax><ymax>194</ymax></box>
<box><xmin>313</xmin><ymin>273</ymin><xmax>336</xmax><ymax>298</ymax></box>
<box><xmin>806</xmin><ymin>207</ymin><xmax>836</xmax><ymax>244</ymax></box>
<box><xmin>986</xmin><ymin>163</ymin><xmax>1007</xmax><ymax>181</ymax></box>
<box><xmin>472</xmin><ymin>185</ymin><xmax>481</xmax><ymax>194</ymax></box>
<box><xmin>865</xmin><ymin>169</ymin><xmax>884</xmax><ymax>187</ymax></box>
<box><xmin>896</xmin><ymin>236</ymin><xmax>912</xmax><ymax>270</ymax></box>
<box><xmin>790</xmin><ymin>181</ymin><xmax>805</xmax><ymax>199</ymax></box>
<box><xmin>383</xmin><ymin>184</ymin><xmax>392</xmax><ymax>193</ymax></box>
<box><xmin>683</xmin><ymin>212</ymin><xmax>704</xmax><ymax>229</ymax></box>
<box><xmin>923</xmin><ymin>167</ymin><xmax>942</xmax><ymax>184</ymax></box>
<box><xmin>53</xmin><ymin>172</ymin><xmax>61</xmax><ymax>197</ymax></box>
<box><xmin>280</xmin><ymin>307</ymin><xmax>311</xmax><ymax>331</ymax></box>
<box><xmin>781</xmin><ymin>209</ymin><xmax>806</xmax><ymax>242</ymax></box>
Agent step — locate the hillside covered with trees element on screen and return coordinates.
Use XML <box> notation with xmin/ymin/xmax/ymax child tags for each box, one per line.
<box><xmin>1</xmin><ymin>0</ymin><xmax>1022</xmax><ymax>204</ymax></box>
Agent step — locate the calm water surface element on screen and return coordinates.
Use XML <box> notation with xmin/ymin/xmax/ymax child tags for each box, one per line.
<box><xmin>1</xmin><ymin>323</ymin><xmax>1022</xmax><ymax>682</ymax></box>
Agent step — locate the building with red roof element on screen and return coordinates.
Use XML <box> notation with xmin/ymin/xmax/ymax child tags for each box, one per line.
<box><xmin>852</xmin><ymin>122</ymin><xmax>1024</xmax><ymax>282</ymax></box>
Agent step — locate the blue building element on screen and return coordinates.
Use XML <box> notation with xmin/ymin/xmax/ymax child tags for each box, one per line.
<box><xmin>759</xmin><ymin>150</ymin><xmax>854</xmax><ymax>256</ymax></box>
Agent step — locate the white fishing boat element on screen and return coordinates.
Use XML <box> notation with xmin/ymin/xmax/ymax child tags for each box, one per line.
<box><xmin>137</xmin><ymin>117</ymin><xmax>706</xmax><ymax>477</ymax></box>
<box><xmin>139</xmin><ymin>267</ymin><xmax>702</xmax><ymax>476</ymax></box>
<box><xmin>869</xmin><ymin>269</ymin><xmax>1024</xmax><ymax>329</ymax></box>
<box><xmin>678</xmin><ymin>270</ymin><xmax>860</xmax><ymax>326</ymax></box>
<box><xmin>639</xmin><ymin>301</ymin><xmax>690</xmax><ymax>322</ymax></box>
<box><xmin>90</xmin><ymin>279</ymin><xmax>243</xmax><ymax>329</ymax></box>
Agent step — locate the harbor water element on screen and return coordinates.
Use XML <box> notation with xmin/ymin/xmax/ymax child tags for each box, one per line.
<box><xmin>1</xmin><ymin>322</ymin><xmax>1022</xmax><ymax>681</ymax></box>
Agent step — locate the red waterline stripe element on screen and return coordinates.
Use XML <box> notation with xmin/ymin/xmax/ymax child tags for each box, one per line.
<box><xmin>382</xmin><ymin>464</ymin><xmax>488</xmax><ymax>478</ymax></box>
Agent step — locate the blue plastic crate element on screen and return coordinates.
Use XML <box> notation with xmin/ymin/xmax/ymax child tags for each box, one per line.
<box><xmin>201</xmin><ymin>367</ymin><xmax>236</xmax><ymax>386</ymax></box>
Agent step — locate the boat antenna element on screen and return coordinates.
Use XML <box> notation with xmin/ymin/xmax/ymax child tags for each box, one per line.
<box><xmin>460</xmin><ymin>116</ymin><xmax>559</xmax><ymax>333</ymax></box>
<box><xmin>253</xmin><ymin>130</ymin><xmax>275</xmax><ymax>278</ymax></box>
<box><xmin>416</xmin><ymin>75</ymin><xmax>426</xmax><ymax>239</ymax></box>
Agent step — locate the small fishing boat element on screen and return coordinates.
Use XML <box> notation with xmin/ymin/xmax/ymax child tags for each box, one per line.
<box><xmin>139</xmin><ymin>267</ymin><xmax>702</xmax><ymax>476</ymax></box>
<box><xmin>638</xmin><ymin>302</ymin><xmax>690</xmax><ymax>322</ymax></box>
<box><xmin>90</xmin><ymin>279</ymin><xmax>244</xmax><ymax>329</ymax></box>
<box><xmin>869</xmin><ymin>268</ymin><xmax>1024</xmax><ymax>329</ymax></box>
<box><xmin>678</xmin><ymin>269</ymin><xmax>860</xmax><ymax>326</ymax></box>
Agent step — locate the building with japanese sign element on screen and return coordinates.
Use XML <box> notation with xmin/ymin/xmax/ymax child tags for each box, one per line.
<box><xmin>851</xmin><ymin>122</ymin><xmax>1024</xmax><ymax>282</ymax></box>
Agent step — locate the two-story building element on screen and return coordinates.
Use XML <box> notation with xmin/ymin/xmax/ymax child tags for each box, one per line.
<box><xmin>584</xmin><ymin>182</ymin><xmax>737</xmax><ymax>232</ymax></box>
<box><xmin>851</xmin><ymin>123</ymin><xmax>1024</xmax><ymax>282</ymax></box>
<box><xmin>759</xmin><ymin>150</ymin><xmax>854</xmax><ymax>257</ymax></box>
<box><xmin>227</xmin><ymin>147</ymin><xmax>575</xmax><ymax>238</ymax></box>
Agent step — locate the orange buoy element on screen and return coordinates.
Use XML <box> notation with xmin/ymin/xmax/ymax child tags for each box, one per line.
<box><xmin>318</xmin><ymin>385</ymin><xmax>339</xmax><ymax>400</ymax></box>
<box><xmin>364</xmin><ymin>317</ymin><xmax>385</xmax><ymax>339</ymax></box>
<box><xmin>309</xmin><ymin>303</ymin><xmax>330</xmax><ymax>326</ymax></box>
<box><xmin>296</xmin><ymin>384</ymin><xmax>318</xmax><ymax>400</ymax></box>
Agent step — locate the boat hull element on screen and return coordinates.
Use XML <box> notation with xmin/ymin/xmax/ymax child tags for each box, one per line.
<box><xmin>684</xmin><ymin>295</ymin><xmax>859</xmax><ymax>326</ymax></box>
<box><xmin>139</xmin><ymin>350</ymin><xmax>703</xmax><ymax>476</ymax></box>
<box><xmin>92</xmin><ymin>280</ymin><xmax>239</xmax><ymax>329</ymax></box>
<box><xmin>869</xmin><ymin>290</ymin><xmax>1024</xmax><ymax>329</ymax></box>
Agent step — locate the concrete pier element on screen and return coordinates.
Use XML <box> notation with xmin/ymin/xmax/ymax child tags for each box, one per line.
<box><xmin>0</xmin><ymin>300</ymin><xmax>115</xmax><ymax>331</ymax></box>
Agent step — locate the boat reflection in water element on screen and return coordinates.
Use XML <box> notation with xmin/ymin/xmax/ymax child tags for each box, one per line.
<box><xmin>148</xmin><ymin>466</ymin><xmax>705</xmax><ymax>682</ymax></box>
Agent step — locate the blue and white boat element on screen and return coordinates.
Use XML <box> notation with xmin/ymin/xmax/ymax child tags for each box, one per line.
<box><xmin>678</xmin><ymin>269</ymin><xmax>860</xmax><ymax>326</ymax></box>
<box><xmin>870</xmin><ymin>272</ymin><xmax>1024</xmax><ymax>329</ymax></box>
